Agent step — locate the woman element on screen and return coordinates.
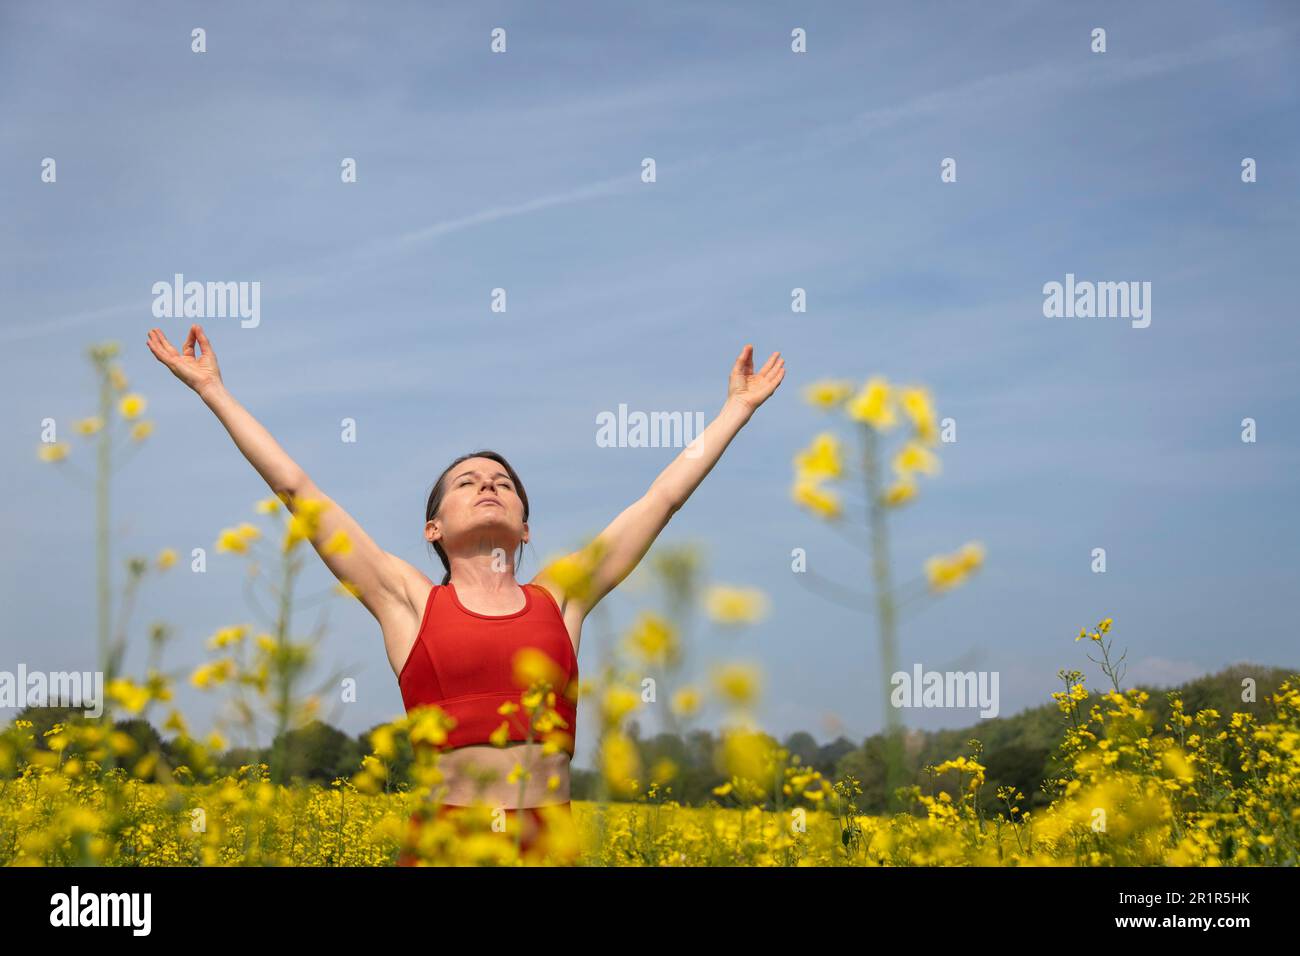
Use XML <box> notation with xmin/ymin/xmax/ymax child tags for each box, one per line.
<box><xmin>146</xmin><ymin>324</ymin><xmax>785</xmax><ymax>862</ymax></box>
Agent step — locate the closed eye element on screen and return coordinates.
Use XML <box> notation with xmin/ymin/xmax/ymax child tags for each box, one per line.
<box><xmin>458</xmin><ymin>478</ymin><xmax>512</xmax><ymax>489</ymax></box>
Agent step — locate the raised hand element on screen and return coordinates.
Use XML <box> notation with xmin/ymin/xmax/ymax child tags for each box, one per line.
<box><xmin>147</xmin><ymin>324</ymin><xmax>224</xmax><ymax>396</ymax></box>
<box><xmin>727</xmin><ymin>344</ymin><xmax>785</xmax><ymax>413</ymax></box>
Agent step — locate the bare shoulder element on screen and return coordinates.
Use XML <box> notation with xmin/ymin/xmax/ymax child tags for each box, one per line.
<box><xmin>527</xmin><ymin>575</ymin><xmax>567</xmax><ymax>612</ymax></box>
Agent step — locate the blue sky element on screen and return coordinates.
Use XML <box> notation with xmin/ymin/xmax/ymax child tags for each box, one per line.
<box><xmin>2</xmin><ymin>1</ymin><xmax>1298</xmax><ymax>767</ymax></box>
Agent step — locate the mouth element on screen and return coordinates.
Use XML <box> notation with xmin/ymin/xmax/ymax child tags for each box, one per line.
<box><xmin>475</xmin><ymin>499</ymin><xmax>503</xmax><ymax>509</ymax></box>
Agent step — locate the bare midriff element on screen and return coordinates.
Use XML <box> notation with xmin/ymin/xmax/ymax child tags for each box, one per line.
<box><xmin>434</xmin><ymin>741</ymin><xmax>571</xmax><ymax>807</ymax></box>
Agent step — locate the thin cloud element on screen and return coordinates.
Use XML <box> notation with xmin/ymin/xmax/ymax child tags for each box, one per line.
<box><xmin>794</xmin><ymin>23</ymin><xmax>1297</xmax><ymax>156</ymax></box>
<box><xmin>0</xmin><ymin>302</ymin><xmax>139</xmax><ymax>346</ymax></box>
<box><xmin>388</xmin><ymin>173</ymin><xmax>633</xmax><ymax>247</ymax></box>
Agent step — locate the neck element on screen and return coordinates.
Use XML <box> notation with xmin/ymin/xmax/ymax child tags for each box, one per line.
<box><xmin>447</xmin><ymin>557</ymin><xmax>520</xmax><ymax>593</ymax></box>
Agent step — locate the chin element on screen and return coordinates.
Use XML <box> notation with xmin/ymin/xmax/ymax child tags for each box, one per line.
<box><xmin>469</xmin><ymin>509</ymin><xmax>515</xmax><ymax>530</ymax></box>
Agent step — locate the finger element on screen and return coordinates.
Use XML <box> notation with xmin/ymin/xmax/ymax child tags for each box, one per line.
<box><xmin>733</xmin><ymin>344</ymin><xmax>751</xmax><ymax>372</ymax></box>
<box><xmin>183</xmin><ymin>325</ymin><xmax>197</xmax><ymax>358</ymax></box>
<box><xmin>757</xmin><ymin>351</ymin><xmax>778</xmax><ymax>375</ymax></box>
<box><xmin>147</xmin><ymin>331</ymin><xmax>178</xmax><ymax>370</ymax></box>
<box><xmin>195</xmin><ymin>325</ymin><xmax>214</xmax><ymax>358</ymax></box>
<box><xmin>151</xmin><ymin>328</ymin><xmax>178</xmax><ymax>360</ymax></box>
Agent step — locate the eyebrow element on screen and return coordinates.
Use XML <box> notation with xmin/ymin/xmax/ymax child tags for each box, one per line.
<box><xmin>452</xmin><ymin>470</ymin><xmax>511</xmax><ymax>483</ymax></box>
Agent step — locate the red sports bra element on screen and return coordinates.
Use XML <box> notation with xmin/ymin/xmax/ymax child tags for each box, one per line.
<box><xmin>398</xmin><ymin>582</ymin><xmax>579</xmax><ymax>757</ymax></box>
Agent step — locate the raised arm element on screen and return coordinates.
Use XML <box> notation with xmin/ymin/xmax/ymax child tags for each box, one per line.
<box><xmin>146</xmin><ymin>324</ymin><xmax>426</xmax><ymax>627</ymax></box>
<box><xmin>535</xmin><ymin>344</ymin><xmax>784</xmax><ymax>616</ymax></box>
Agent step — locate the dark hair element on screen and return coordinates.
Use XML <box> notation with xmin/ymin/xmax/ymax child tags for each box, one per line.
<box><xmin>425</xmin><ymin>450</ymin><xmax>530</xmax><ymax>585</ymax></box>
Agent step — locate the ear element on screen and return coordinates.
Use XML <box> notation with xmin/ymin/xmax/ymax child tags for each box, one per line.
<box><xmin>425</xmin><ymin>519</ymin><xmax>440</xmax><ymax>544</ymax></box>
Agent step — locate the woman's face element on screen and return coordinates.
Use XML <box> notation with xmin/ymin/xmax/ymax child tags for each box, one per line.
<box><xmin>426</xmin><ymin>457</ymin><xmax>527</xmax><ymax>552</ymax></box>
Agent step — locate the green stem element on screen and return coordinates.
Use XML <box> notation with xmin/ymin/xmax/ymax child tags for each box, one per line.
<box><xmin>270</xmin><ymin>552</ymin><xmax>295</xmax><ymax>785</ymax></box>
<box><xmin>862</xmin><ymin>426</ymin><xmax>903</xmax><ymax>810</ymax></box>
<box><xmin>96</xmin><ymin>366</ymin><xmax>112</xmax><ymax>690</ymax></box>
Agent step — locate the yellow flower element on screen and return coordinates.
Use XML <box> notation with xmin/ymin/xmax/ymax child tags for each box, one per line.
<box><xmin>255</xmin><ymin>496</ymin><xmax>282</xmax><ymax>514</ymax></box>
<box><xmin>846</xmin><ymin>377</ymin><xmax>896</xmax><ymax>431</ymax></box>
<box><xmin>955</xmin><ymin>541</ymin><xmax>984</xmax><ymax>571</ymax></box>
<box><xmin>602</xmin><ymin>730</ymin><xmax>641</xmax><ymax>797</ymax></box>
<box><xmin>109</xmin><ymin>365</ymin><xmax>128</xmax><ymax>392</ymax></box>
<box><xmin>512</xmin><ymin>646</ymin><xmax>565</xmax><ymax>690</ymax></box>
<box><xmin>38</xmin><ymin>442</ymin><xmax>70</xmax><ymax>463</ymax></box>
<box><xmin>207</xmin><ymin>625</ymin><xmax>247</xmax><ymax>650</ymax></box>
<box><xmin>705</xmin><ymin>586</ymin><xmax>770</xmax><ymax>625</ymax></box>
<box><xmin>719</xmin><ymin>728</ymin><xmax>777</xmax><ymax>785</ymax></box>
<box><xmin>322</xmin><ymin>529</ymin><xmax>352</xmax><ymax>556</ymax></box>
<box><xmin>156</xmin><ymin>548</ymin><xmax>178</xmax><ymax>571</ymax></box>
<box><xmin>370</xmin><ymin>725</ymin><xmax>397</xmax><ymax>761</ymax></box>
<box><xmin>671</xmin><ymin>686</ymin><xmax>701</xmax><ymax>717</ymax></box>
<box><xmin>791</xmin><ymin>479</ymin><xmax>841</xmax><ymax>519</ymax></box>
<box><xmin>802</xmin><ymin>379</ymin><xmax>854</xmax><ymax>410</ymax></box>
<box><xmin>883</xmin><ymin>480</ymin><xmax>917</xmax><ymax>507</ymax></box>
<box><xmin>216</xmin><ymin>528</ymin><xmax>248</xmax><ymax>554</ymax></box>
<box><xmin>924</xmin><ymin>557</ymin><xmax>959</xmax><ymax>590</ymax></box>
<box><xmin>899</xmin><ymin>386</ymin><xmax>939</xmax><ymax>444</ymax></box>
<box><xmin>892</xmin><ymin>440</ymin><xmax>940</xmax><ymax>479</ymax></box>
<box><xmin>538</xmin><ymin>540</ymin><xmax>607</xmax><ymax>606</ymax></box>
<box><xmin>793</xmin><ymin>432</ymin><xmax>844</xmax><ymax>481</ymax></box>
<box><xmin>713</xmin><ymin>662</ymin><xmax>761</xmax><ymax>707</ymax></box>
<box><xmin>189</xmin><ymin>660</ymin><xmax>235</xmax><ymax>689</ymax></box>
<box><xmin>933</xmin><ymin>755</ymin><xmax>986</xmax><ymax>790</ymax></box>
<box><xmin>130</xmin><ymin>421</ymin><xmax>154</xmax><ymax>441</ymax></box>
<box><xmin>236</xmin><ymin>522</ymin><xmax>260</xmax><ymax>542</ymax></box>
<box><xmin>924</xmin><ymin>542</ymin><xmax>984</xmax><ymax>592</ymax></box>
<box><xmin>163</xmin><ymin>709</ymin><xmax>189</xmax><ymax>736</ymax></box>
<box><xmin>75</xmin><ymin>417</ymin><xmax>103</xmax><ymax>436</ymax></box>
<box><xmin>118</xmin><ymin>393</ymin><xmax>147</xmax><ymax>420</ymax></box>
<box><xmin>624</xmin><ymin>611</ymin><xmax>679</xmax><ymax>666</ymax></box>
<box><xmin>408</xmin><ymin>706</ymin><xmax>454</xmax><ymax>747</ymax></box>
<box><xmin>489</xmin><ymin>721</ymin><xmax>511</xmax><ymax>747</ymax></box>
<box><xmin>601</xmin><ymin>686</ymin><xmax>640</xmax><ymax>724</ymax></box>
<box><xmin>106</xmin><ymin>678</ymin><xmax>150</xmax><ymax>715</ymax></box>
<box><xmin>650</xmin><ymin>757</ymin><xmax>678</xmax><ymax>785</ymax></box>
<box><xmin>283</xmin><ymin>498</ymin><xmax>328</xmax><ymax>551</ymax></box>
